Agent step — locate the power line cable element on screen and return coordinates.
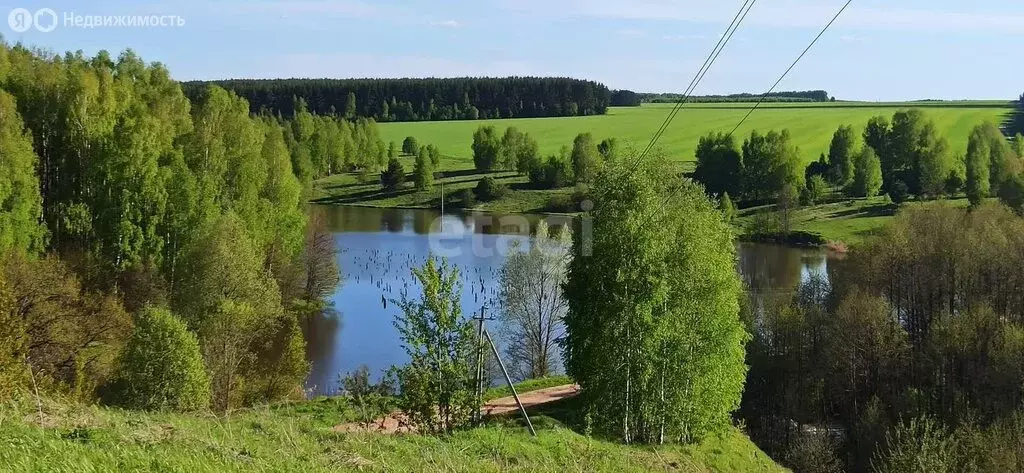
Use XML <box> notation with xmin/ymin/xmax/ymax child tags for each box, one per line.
<box><xmin>647</xmin><ymin>0</ymin><xmax>854</xmax><ymax>219</ymax></box>
<box><xmin>626</xmin><ymin>0</ymin><xmax>758</xmax><ymax>177</ymax></box>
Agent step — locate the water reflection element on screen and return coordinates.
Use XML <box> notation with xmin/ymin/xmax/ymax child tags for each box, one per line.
<box><xmin>303</xmin><ymin>205</ymin><xmax>836</xmax><ymax>397</ymax></box>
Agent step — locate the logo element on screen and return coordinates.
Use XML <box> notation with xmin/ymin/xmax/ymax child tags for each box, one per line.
<box><xmin>8</xmin><ymin>8</ymin><xmax>57</xmax><ymax>33</ymax></box>
<box><xmin>7</xmin><ymin>8</ymin><xmax>31</xmax><ymax>32</ymax></box>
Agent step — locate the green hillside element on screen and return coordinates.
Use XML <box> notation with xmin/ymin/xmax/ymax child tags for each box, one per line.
<box><xmin>0</xmin><ymin>394</ymin><xmax>786</xmax><ymax>473</ymax></box>
<box><xmin>378</xmin><ymin>102</ymin><xmax>1012</xmax><ymax>167</ymax></box>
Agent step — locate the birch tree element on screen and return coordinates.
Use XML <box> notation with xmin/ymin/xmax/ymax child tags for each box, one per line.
<box><xmin>563</xmin><ymin>154</ymin><xmax>748</xmax><ymax>444</ymax></box>
<box><xmin>499</xmin><ymin>220</ymin><xmax>571</xmax><ymax>379</ymax></box>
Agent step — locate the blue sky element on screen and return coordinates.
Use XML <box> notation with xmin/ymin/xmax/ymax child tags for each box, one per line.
<box><xmin>2</xmin><ymin>0</ymin><xmax>1022</xmax><ymax>100</ymax></box>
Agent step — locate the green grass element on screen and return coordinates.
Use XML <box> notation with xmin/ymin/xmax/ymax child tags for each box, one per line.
<box><xmin>379</xmin><ymin>102</ymin><xmax>1013</xmax><ymax>166</ymax></box>
<box><xmin>0</xmin><ymin>394</ymin><xmax>786</xmax><ymax>472</ymax></box>
<box><xmin>482</xmin><ymin>375</ymin><xmax>573</xmax><ymax>402</ymax></box>
<box><xmin>736</xmin><ymin>196</ymin><xmax>973</xmax><ymax>245</ymax></box>
<box><xmin>310</xmin><ymin>160</ymin><xmax>577</xmax><ymax>214</ymax></box>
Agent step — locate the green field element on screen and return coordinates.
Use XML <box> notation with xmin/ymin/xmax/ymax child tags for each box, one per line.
<box><xmin>379</xmin><ymin>102</ymin><xmax>1013</xmax><ymax>167</ymax></box>
<box><xmin>0</xmin><ymin>392</ymin><xmax>786</xmax><ymax>472</ymax></box>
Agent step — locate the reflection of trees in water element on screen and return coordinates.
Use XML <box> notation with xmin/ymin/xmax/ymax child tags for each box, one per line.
<box><xmin>738</xmin><ymin>244</ymin><xmax>830</xmax><ymax>326</ymax></box>
<box><xmin>302</xmin><ymin>308</ymin><xmax>342</xmax><ymax>393</ymax></box>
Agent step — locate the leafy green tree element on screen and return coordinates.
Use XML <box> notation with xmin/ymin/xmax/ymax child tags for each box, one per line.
<box><xmin>916</xmin><ymin>122</ymin><xmax>953</xmax><ymax>198</ymax></box>
<box><xmin>392</xmin><ymin>257</ymin><xmax>475</xmax><ymax>434</ymax></box>
<box><xmin>427</xmin><ymin>144</ymin><xmax>441</xmax><ymax>168</ymax></box>
<box><xmin>0</xmin><ymin>90</ymin><xmax>46</xmax><ymax>256</ymax></box>
<box><xmin>863</xmin><ymin>115</ymin><xmax>891</xmax><ymax>186</ymax></box>
<box><xmin>563</xmin><ymin>155</ymin><xmax>748</xmax><ymax>444</ymax></box>
<box><xmin>803</xmin><ymin>175</ymin><xmax>829</xmax><ymax>205</ymax></box>
<box><xmin>471</xmin><ymin>126</ymin><xmax>501</xmax><ymax>171</ymax></box>
<box><xmin>1014</xmin><ymin>133</ymin><xmax>1024</xmax><ymax>159</ymax></box>
<box><xmin>413</xmin><ymin>146</ymin><xmax>434</xmax><ymax>191</ymax></box>
<box><xmin>974</xmin><ymin>122</ymin><xmax>1019</xmax><ymax>193</ymax></box>
<box><xmin>852</xmin><ymin>147</ymin><xmax>883</xmax><ymax>197</ymax></box>
<box><xmin>499</xmin><ymin>127</ymin><xmax>540</xmax><ymax>174</ymax></box>
<box><xmin>570</xmin><ymin>132</ymin><xmax>602</xmax><ymax>184</ymax></box>
<box><xmin>116</xmin><ymin>307</ymin><xmax>210</xmax><ymax>411</ymax></box>
<box><xmin>827</xmin><ymin>125</ymin><xmax>857</xmax><ymax>187</ymax></box>
<box><xmin>380</xmin><ymin>158</ymin><xmax>406</xmax><ymax>191</ymax></box>
<box><xmin>886</xmin><ymin>109</ymin><xmax>927</xmax><ymax>194</ymax></box>
<box><xmin>967</xmin><ymin>125</ymin><xmax>993</xmax><ymax>206</ymax></box>
<box><xmin>387</xmin><ymin>141</ymin><xmax>397</xmax><ymax>159</ymax></box>
<box><xmin>693</xmin><ymin>132</ymin><xmax>743</xmax><ymax>198</ymax></box>
<box><xmin>742</xmin><ymin>130</ymin><xmax>804</xmax><ymax>200</ymax></box>
<box><xmin>402</xmin><ymin>136</ymin><xmax>419</xmax><ymax>156</ymax></box>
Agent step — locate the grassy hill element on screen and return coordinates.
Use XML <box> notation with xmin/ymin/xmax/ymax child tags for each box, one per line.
<box><xmin>0</xmin><ymin>393</ymin><xmax>786</xmax><ymax>472</ymax></box>
<box><xmin>378</xmin><ymin>102</ymin><xmax>1013</xmax><ymax>167</ymax></box>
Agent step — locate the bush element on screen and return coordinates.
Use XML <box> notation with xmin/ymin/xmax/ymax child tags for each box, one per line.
<box><xmin>339</xmin><ymin>365</ymin><xmax>395</xmax><ymax>429</ymax></box>
<box><xmin>873</xmin><ymin>417</ymin><xmax>955</xmax><ymax>473</ymax></box>
<box><xmin>474</xmin><ymin>177</ymin><xmax>506</xmax><ymax>202</ymax></box>
<box><xmin>888</xmin><ymin>179</ymin><xmax>910</xmax><ymax>205</ymax></box>
<box><xmin>401</xmin><ymin>136</ymin><xmax>419</xmax><ymax>155</ymax></box>
<box><xmin>783</xmin><ymin>434</ymin><xmax>843</xmax><ymax>473</ymax></box>
<box><xmin>116</xmin><ymin>307</ymin><xmax>210</xmax><ymax>411</ymax></box>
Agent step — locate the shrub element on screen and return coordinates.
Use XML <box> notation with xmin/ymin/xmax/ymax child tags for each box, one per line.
<box><xmin>401</xmin><ymin>136</ymin><xmax>419</xmax><ymax>155</ymax></box>
<box><xmin>339</xmin><ymin>365</ymin><xmax>395</xmax><ymax>428</ymax></box>
<box><xmin>474</xmin><ymin>177</ymin><xmax>506</xmax><ymax>202</ymax></box>
<box><xmin>888</xmin><ymin>179</ymin><xmax>909</xmax><ymax>205</ymax></box>
<box><xmin>116</xmin><ymin>307</ymin><xmax>210</xmax><ymax>411</ymax></box>
<box><xmin>783</xmin><ymin>434</ymin><xmax>843</xmax><ymax>473</ymax></box>
<box><xmin>873</xmin><ymin>417</ymin><xmax>955</xmax><ymax>473</ymax></box>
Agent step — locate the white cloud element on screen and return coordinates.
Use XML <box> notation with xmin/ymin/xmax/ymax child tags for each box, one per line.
<box><xmin>429</xmin><ymin>19</ymin><xmax>461</xmax><ymax>28</ymax></box>
<box><xmin>236</xmin><ymin>53</ymin><xmax>543</xmax><ymax>79</ymax></box>
<box><xmin>499</xmin><ymin>0</ymin><xmax>1024</xmax><ymax>34</ymax></box>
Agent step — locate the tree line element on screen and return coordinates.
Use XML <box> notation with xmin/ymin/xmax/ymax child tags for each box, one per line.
<box><xmin>742</xmin><ymin>203</ymin><xmax>1024</xmax><ymax>472</ymax></box>
<box><xmin>694</xmin><ymin>108</ymin><xmax>1024</xmax><ymax>220</ymax></box>
<box><xmin>641</xmin><ymin>90</ymin><xmax>831</xmax><ymax>103</ymax></box>
<box><xmin>184</xmin><ymin>77</ymin><xmax>612</xmax><ymax>122</ymax></box>
<box><xmin>0</xmin><ymin>44</ymin><xmax>340</xmax><ymax>412</ymax></box>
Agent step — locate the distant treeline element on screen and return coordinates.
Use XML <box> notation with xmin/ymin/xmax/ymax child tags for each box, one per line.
<box><xmin>182</xmin><ymin>77</ymin><xmax>612</xmax><ymax>122</ymax></box>
<box><xmin>640</xmin><ymin>90</ymin><xmax>831</xmax><ymax>103</ymax></box>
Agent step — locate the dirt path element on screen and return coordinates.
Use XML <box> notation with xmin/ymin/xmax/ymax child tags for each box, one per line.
<box><xmin>333</xmin><ymin>384</ymin><xmax>580</xmax><ymax>434</ymax></box>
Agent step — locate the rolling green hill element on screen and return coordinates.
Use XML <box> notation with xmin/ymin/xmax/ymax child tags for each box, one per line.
<box><xmin>0</xmin><ymin>393</ymin><xmax>786</xmax><ymax>473</ymax></box>
<box><xmin>378</xmin><ymin>102</ymin><xmax>1013</xmax><ymax>168</ymax></box>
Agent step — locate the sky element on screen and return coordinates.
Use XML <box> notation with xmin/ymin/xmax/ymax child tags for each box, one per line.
<box><xmin>1</xmin><ymin>0</ymin><xmax>1022</xmax><ymax>101</ymax></box>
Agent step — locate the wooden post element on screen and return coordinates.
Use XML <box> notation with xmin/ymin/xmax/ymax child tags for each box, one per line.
<box><xmin>484</xmin><ymin>328</ymin><xmax>536</xmax><ymax>436</ymax></box>
<box><xmin>473</xmin><ymin>306</ymin><xmax>486</xmax><ymax>425</ymax></box>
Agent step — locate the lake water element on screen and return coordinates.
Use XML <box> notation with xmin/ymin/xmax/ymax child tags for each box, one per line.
<box><xmin>302</xmin><ymin>205</ymin><xmax>831</xmax><ymax>397</ymax></box>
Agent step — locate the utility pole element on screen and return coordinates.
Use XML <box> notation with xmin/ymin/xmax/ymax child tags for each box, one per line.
<box><xmin>472</xmin><ymin>306</ymin><xmax>494</xmax><ymax>425</ymax></box>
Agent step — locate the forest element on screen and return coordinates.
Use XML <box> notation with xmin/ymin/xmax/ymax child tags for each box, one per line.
<box><xmin>182</xmin><ymin>77</ymin><xmax>613</xmax><ymax>122</ymax></box>
<box><xmin>0</xmin><ymin>44</ymin><xmax>347</xmax><ymax>412</ymax></box>
<box><xmin>641</xmin><ymin>89</ymin><xmax>832</xmax><ymax>103</ymax></box>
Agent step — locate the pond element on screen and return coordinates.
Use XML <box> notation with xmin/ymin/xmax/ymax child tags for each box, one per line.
<box><xmin>302</xmin><ymin>205</ymin><xmax>832</xmax><ymax>397</ymax></box>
